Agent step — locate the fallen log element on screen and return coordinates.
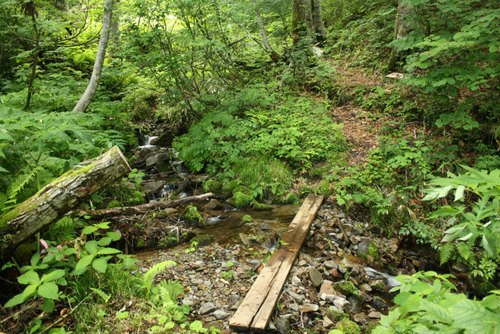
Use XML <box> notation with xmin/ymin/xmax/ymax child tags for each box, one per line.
<box><xmin>72</xmin><ymin>192</ymin><xmax>215</xmax><ymax>220</ymax></box>
<box><xmin>0</xmin><ymin>146</ymin><xmax>131</xmax><ymax>257</ymax></box>
<box><xmin>229</xmin><ymin>194</ymin><xmax>324</xmax><ymax>332</ymax></box>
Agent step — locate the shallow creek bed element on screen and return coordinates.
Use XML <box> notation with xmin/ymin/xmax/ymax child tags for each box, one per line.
<box><xmin>134</xmin><ymin>201</ymin><xmax>433</xmax><ymax>334</ymax></box>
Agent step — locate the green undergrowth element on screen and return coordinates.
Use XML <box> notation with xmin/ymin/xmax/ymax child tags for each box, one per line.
<box><xmin>1</xmin><ymin>219</ymin><xmax>219</xmax><ymax>333</ymax></box>
<box><xmin>373</xmin><ymin>271</ymin><xmax>500</xmax><ymax>334</ymax></box>
<box><xmin>174</xmin><ymin>83</ymin><xmax>348</xmax><ymax>202</ymax></box>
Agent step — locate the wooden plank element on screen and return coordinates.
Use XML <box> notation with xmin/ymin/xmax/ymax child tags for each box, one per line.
<box><xmin>229</xmin><ymin>194</ymin><xmax>324</xmax><ymax>332</ymax></box>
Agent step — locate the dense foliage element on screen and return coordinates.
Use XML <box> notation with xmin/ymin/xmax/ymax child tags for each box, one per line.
<box><xmin>0</xmin><ymin>0</ymin><xmax>499</xmax><ymax>332</ymax></box>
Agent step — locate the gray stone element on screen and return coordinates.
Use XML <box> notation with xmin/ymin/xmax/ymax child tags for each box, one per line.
<box><xmin>199</xmin><ymin>302</ymin><xmax>216</xmax><ymax>315</ymax></box>
<box><xmin>299</xmin><ymin>304</ymin><xmax>319</xmax><ymax>313</ymax></box>
<box><xmin>276</xmin><ymin>318</ymin><xmax>290</xmax><ymax>334</ymax></box>
<box><xmin>309</xmin><ymin>267</ymin><xmax>323</xmax><ymax>288</ymax></box>
<box><xmin>286</xmin><ymin>289</ymin><xmax>305</xmax><ymax>303</ymax></box>
<box><xmin>260</xmin><ymin>222</ymin><xmax>270</xmax><ymax>230</ymax></box>
<box><xmin>213</xmin><ymin>310</ymin><xmax>229</xmax><ymax>320</ymax></box>
<box><xmin>324</xmin><ymin>260</ymin><xmax>338</xmax><ymax>270</ymax></box>
<box><xmin>368</xmin><ymin>311</ymin><xmax>382</xmax><ymax>319</ymax></box>
<box><xmin>182</xmin><ymin>296</ymin><xmax>198</xmax><ymax>307</ymax></box>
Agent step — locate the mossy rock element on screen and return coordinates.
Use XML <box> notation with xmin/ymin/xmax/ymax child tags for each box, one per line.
<box><xmin>298</xmin><ymin>186</ymin><xmax>312</xmax><ymax>198</ymax></box>
<box><xmin>180</xmin><ymin>231</ymin><xmax>196</xmax><ymax>242</ymax></box>
<box><xmin>252</xmin><ymin>201</ymin><xmax>272</xmax><ymax>211</ymax></box>
<box><xmin>241</xmin><ymin>215</ymin><xmax>253</xmax><ymax>224</ymax></box>
<box><xmin>326</xmin><ymin>307</ymin><xmax>349</xmax><ymax>323</ymax></box>
<box><xmin>334</xmin><ymin>280</ymin><xmax>359</xmax><ymax>296</ymax></box>
<box><xmin>158</xmin><ymin>236</ymin><xmax>179</xmax><ymax>249</ymax></box>
<box><xmin>107</xmin><ymin>200</ymin><xmax>122</xmax><ymax>208</ymax></box>
<box><xmin>230</xmin><ymin>192</ymin><xmax>253</xmax><ymax>209</ymax></box>
<box><xmin>337</xmin><ymin>318</ymin><xmax>361</xmax><ymax>334</ymax></box>
<box><xmin>284</xmin><ymin>192</ymin><xmax>299</xmax><ymax>204</ymax></box>
<box><xmin>221</xmin><ymin>180</ymin><xmax>239</xmax><ymax>199</ymax></box>
<box><xmin>183</xmin><ymin>205</ymin><xmax>205</xmax><ymax>227</ymax></box>
<box><xmin>357</xmin><ymin>240</ymin><xmax>379</xmax><ymax>261</ymax></box>
<box><xmin>364</xmin><ymin>321</ymin><xmax>379</xmax><ymax>334</ymax></box>
<box><xmin>191</xmin><ymin>234</ymin><xmax>212</xmax><ymax>246</ymax></box>
<box><xmin>314</xmin><ymin>179</ymin><xmax>333</xmax><ymax>197</ymax></box>
<box><xmin>202</xmin><ymin>179</ymin><xmax>222</xmax><ymax>193</ymax></box>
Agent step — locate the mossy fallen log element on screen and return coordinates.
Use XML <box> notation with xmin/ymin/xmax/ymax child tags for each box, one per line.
<box><xmin>0</xmin><ymin>146</ymin><xmax>131</xmax><ymax>257</ymax></box>
<box><xmin>72</xmin><ymin>192</ymin><xmax>215</xmax><ymax>220</ymax></box>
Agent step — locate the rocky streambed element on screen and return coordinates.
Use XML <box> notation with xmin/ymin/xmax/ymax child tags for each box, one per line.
<box><xmin>135</xmin><ymin>202</ymin><xmax>433</xmax><ymax>334</ymax></box>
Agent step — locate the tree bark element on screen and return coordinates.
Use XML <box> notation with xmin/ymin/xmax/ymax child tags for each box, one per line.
<box><xmin>72</xmin><ymin>193</ymin><xmax>215</xmax><ymax>220</ymax></box>
<box><xmin>73</xmin><ymin>0</ymin><xmax>114</xmax><ymax>113</ymax></box>
<box><xmin>388</xmin><ymin>0</ymin><xmax>413</xmax><ymax>71</ymax></box>
<box><xmin>0</xmin><ymin>146</ymin><xmax>131</xmax><ymax>257</ymax></box>
<box><xmin>291</xmin><ymin>0</ymin><xmax>313</xmax><ymax>43</ymax></box>
<box><xmin>252</xmin><ymin>0</ymin><xmax>280</xmax><ymax>61</ymax></box>
<box><xmin>311</xmin><ymin>0</ymin><xmax>326</xmax><ymax>43</ymax></box>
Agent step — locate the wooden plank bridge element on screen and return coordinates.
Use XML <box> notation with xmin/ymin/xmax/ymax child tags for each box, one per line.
<box><xmin>229</xmin><ymin>194</ymin><xmax>324</xmax><ymax>332</ymax></box>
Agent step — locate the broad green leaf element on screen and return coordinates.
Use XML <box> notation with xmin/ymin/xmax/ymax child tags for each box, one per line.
<box><xmin>481</xmin><ymin>234</ymin><xmax>497</xmax><ymax>258</ymax></box>
<box><xmin>84</xmin><ymin>240</ymin><xmax>99</xmax><ymax>254</ymax></box>
<box><xmin>0</xmin><ymin>166</ymin><xmax>8</xmax><ymax>173</ymax></box>
<box><xmin>41</xmin><ymin>269</ymin><xmax>66</xmax><ymax>283</ymax></box>
<box><xmin>41</xmin><ymin>299</ymin><xmax>55</xmax><ymax>313</ymax></box>
<box><xmin>22</xmin><ymin>284</ymin><xmax>38</xmax><ymax>299</ymax></box>
<box><xmin>4</xmin><ymin>292</ymin><xmax>27</xmax><ymax>307</ymax></box>
<box><xmin>18</xmin><ymin>270</ymin><xmax>40</xmax><ymax>285</ymax></box>
<box><xmin>96</xmin><ymin>247</ymin><xmax>121</xmax><ymax>255</ymax></box>
<box><xmin>38</xmin><ymin>282</ymin><xmax>59</xmax><ymax>300</ymax></box>
<box><xmin>73</xmin><ymin>254</ymin><xmax>95</xmax><ymax>275</ymax></box>
<box><xmin>0</xmin><ymin>132</ymin><xmax>14</xmax><ymax>142</ymax></box>
<box><xmin>92</xmin><ymin>257</ymin><xmax>109</xmax><ymax>273</ymax></box>
<box><xmin>454</xmin><ymin>185</ymin><xmax>465</xmax><ymax>201</ymax></box>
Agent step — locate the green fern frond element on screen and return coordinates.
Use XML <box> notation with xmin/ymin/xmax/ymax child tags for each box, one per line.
<box><xmin>90</xmin><ymin>287</ymin><xmax>111</xmax><ymax>303</ymax></box>
<box><xmin>143</xmin><ymin>260</ymin><xmax>177</xmax><ymax>292</ymax></box>
<box><xmin>440</xmin><ymin>243</ymin><xmax>455</xmax><ymax>265</ymax></box>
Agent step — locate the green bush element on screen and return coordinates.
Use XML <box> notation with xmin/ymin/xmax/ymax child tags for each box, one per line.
<box><xmin>373</xmin><ymin>271</ymin><xmax>500</xmax><ymax>334</ymax></box>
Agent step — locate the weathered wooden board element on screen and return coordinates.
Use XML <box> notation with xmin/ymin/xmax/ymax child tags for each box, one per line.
<box><xmin>0</xmin><ymin>146</ymin><xmax>131</xmax><ymax>257</ymax></box>
<box><xmin>229</xmin><ymin>194</ymin><xmax>324</xmax><ymax>332</ymax></box>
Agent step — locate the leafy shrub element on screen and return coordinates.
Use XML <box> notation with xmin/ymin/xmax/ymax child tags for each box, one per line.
<box><xmin>174</xmin><ymin>84</ymin><xmax>348</xmax><ymax>201</ymax></box>
<box><xmin>393</xmin><ymin>0</ymin><xmax>500</xmax><ymax>133</ymax></box>
<box><xmin>373</xmin><ymin>271</ymin><xmax>500</xmax><ymax>334</ymax></box>
<box><xmin>422</xmin><ymin>166</ymin><xmax>500</xmax><ymax>279</ymax></box>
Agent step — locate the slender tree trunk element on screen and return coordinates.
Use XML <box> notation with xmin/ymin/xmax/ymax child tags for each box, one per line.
<box><xmin>252</xmin><ymin>0</ymin><xmax>280</xmax><ymax>61</ymax></box>
<box><xmin>24</xmin><ymin>12</ymin><xmax>40</xmax><ymax>110</ymax></box>
<box><xmin>311</xmin><ymin>0</ymin><xmax>326</xmax><ymax>42</ymax></box>
<box><xmin>291</xmin><ymin>0</ymin><xmax>313</xmax><ymax>43</ymax></box>
<box><xmin>291</xmin><ymin>0</ymin><xmax>325</xmax><ymax>44</ymax></box>
<box><xmin>73</xmin><ymin>0</ymin><xmax>113</xmax><ymax>113</ymax></box>
<box><xmin>388</xmin><ymin>0</ymin><xmax>412</xmax><ymax>71</ymax></box>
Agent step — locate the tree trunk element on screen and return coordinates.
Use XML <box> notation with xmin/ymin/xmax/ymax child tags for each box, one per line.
<box><xmin>291</xmin><ymin>0</ymin><xmax>325</xmax><ymax>44</ymax></box>
<box><xmin>0</xmin><ymin>146</ymin><xmax>131</xmax><ymax>257</ymax></box>
<box><xmin>252</xmin><ymin>0</ymin><xmax>280</xmax><ymax>61</ymax></box>
<box><xmin>24</xmin><ymin>10</ymin><xmax>40</xmax><ymax>110</ymax></box>
<box><xmin>291</xmin><ymin>0</ymin><xmax>313</xmax><ymax>43</ymax></box>
<box><xmin>388</xmin><ymin>0</ymin><xmax>413</xmax><ymax>71</ymax></box>
<box><xmin>311</xmin><ymin>0</ymin><xmax>326</xmax><ymax>43</ymax></box>
<box><xmin>73</xmin><ymin>0</ymin><xmax>114</xmax><ymax>113</ymax></box>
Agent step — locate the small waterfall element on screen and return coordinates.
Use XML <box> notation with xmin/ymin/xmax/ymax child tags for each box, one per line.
<box><xmin>138</xmin><ymin>135</ymin><xmax>159</xmax><ymax>149</ymax></box>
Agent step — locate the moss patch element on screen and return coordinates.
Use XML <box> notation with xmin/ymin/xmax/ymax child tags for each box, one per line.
<box><xmin>241</xmin><ymin>215</ymin><xmax>253</xmax><ymax>224</ymax></box>
<box><xmin>334</xmin><ymin>280</ymin><xmax>359</xmax><ymax>296</ymax></box>
<box><xmin>191</xmin><ymin>234</ymin><xmax>212</xmax><ymax>246</ymax></box>
<box><xmin>326</xmin><ymin>308</ymin><xmax>349</xmax><ymax>323</ymax></box>
<box><xmin>231</xmin><ymin>192</ymin><xmax>253</xmax><ymax>208</ymax></box>
<box><xmin>158</xmin><ymin>236</ymin><xmax>179</xmax><ymax>249</ymax></box>
<box><xmin>337</xmin><ymin>318</ymin><xmax>361</xmax><ymax>334</ymax></box>
<box><xmin>182</xmin><ymin>205</ymin><xmax>205</xmax><ymax>227</ymax></box>
<box><xmin>252</xmin><ymin>201</ymin><xmax>272</xmax><ymax>211</ymax></box>
<box><xmin>202</xmin><ymin>179</ymin><xmax>222</xmax><ymax>193</ymax></box>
